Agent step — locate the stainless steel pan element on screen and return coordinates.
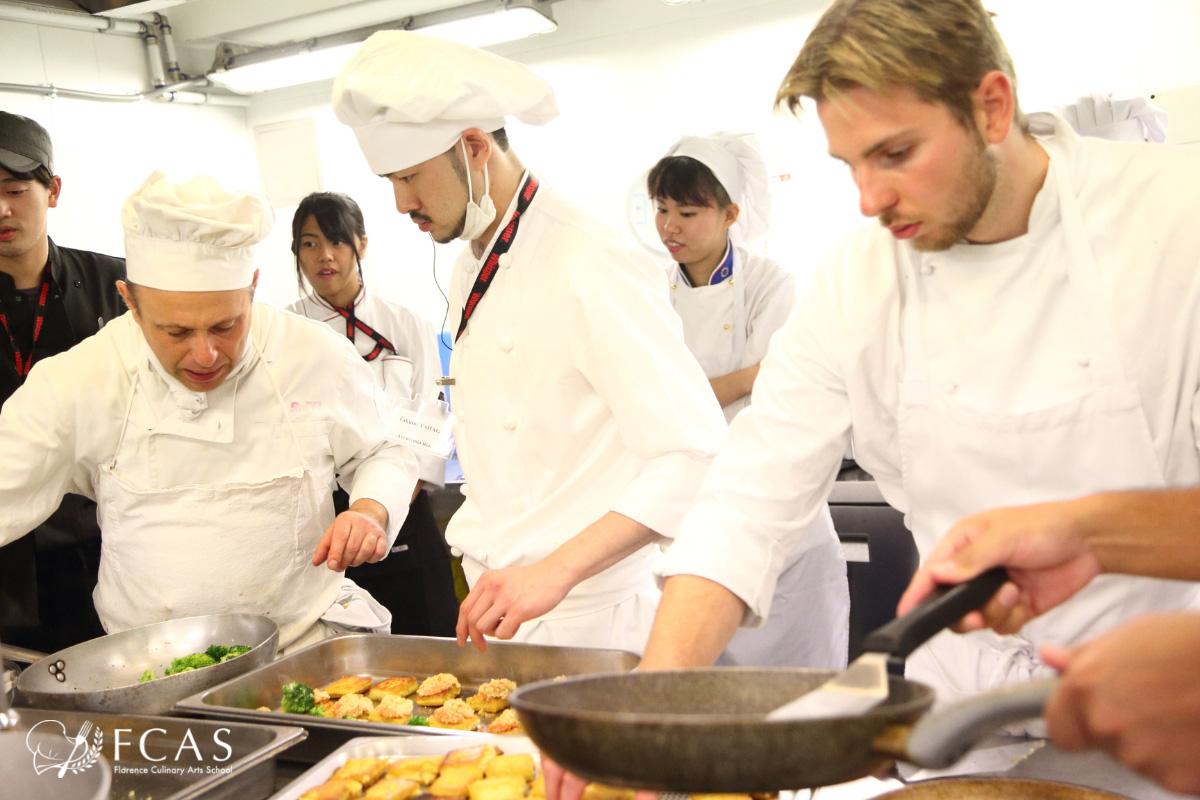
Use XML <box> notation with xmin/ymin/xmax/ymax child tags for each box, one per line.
<box><xmin>10</xmin><ymin>613</ymin><xmax>278</xmax><ymax>715</ymax></box>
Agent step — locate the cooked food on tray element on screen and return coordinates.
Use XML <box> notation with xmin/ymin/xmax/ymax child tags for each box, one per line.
<box><xmin>486</xmin><ymin>708</ymin><xmax>524</xmax><ymax>735</ymax></box>
<box><xmin>300</xmin><ymin>746</ymin><xmax>656</xmax><ymax>800</ymax></box>
<box><xmin>415</xmin><ymin>672</ymin><xmax>462</xmax><ymax>706</ymax></box>
<box><xmin>370</xmin><ymin>676</ymin><xmax>419</xmax><ymax>701</ymax></box>
<box><xmin>326</xmin><ymin>675</ymin><xmax>376</xmax><ymax>698</ymax></box>
<box><xmin>466</xmin><ymin>678</ymin><xmax>517</xmax><ymax>713</ymax></box>
<box><xmin>430</xmin><ymin>698</ymin><xmax>481</xmax><ymax>731</ymax></box>
<box><xmin>137</xmin><ymin>643</ymin><xmax>252</xmax><ymax>682</ymax></box>
<box><xmin>274</xmin><ymin>674</ymin><xmax>519</xmax><ymax>730</ymax></box>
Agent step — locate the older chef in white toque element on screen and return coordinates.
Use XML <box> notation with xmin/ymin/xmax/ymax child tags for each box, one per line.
<box><xmin>333</xmin><ymin>31</ymin><xmax>727</xmax><ymax>653</ymax></box>
<box><xmin>0</xmin><ymin>171</ymin><xmax>420</xmax><ymax>650</ymax></box>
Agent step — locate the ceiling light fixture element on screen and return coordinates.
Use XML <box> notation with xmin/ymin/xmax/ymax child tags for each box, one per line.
<box><xmin>207</xmin><ymin>0</ymin><xmax>557</xmax><ymax>94</ymax></box>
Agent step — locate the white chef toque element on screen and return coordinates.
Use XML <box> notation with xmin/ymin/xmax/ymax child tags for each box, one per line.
<box><xmin>1055</xmin><ymin>93</ymin><xmax>1169</xmax><ymax>143</ymax></box>
<box><xmin>331</xmin><ymin>31</ymin><xmax>559</xmax><ymax>176</ymax></box>
<box><xmin>665</xmin><ymin>132</ymin><xmax>772</xmax><ymax>248</ymax></box>
<box><xmin>122</xmin><ymin>171</ymin><xmax>274</xmax><ymax>291</ymax></box>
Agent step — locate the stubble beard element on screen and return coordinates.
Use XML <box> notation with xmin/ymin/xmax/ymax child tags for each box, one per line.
<box><xmin>911</xmin><ymin>133</ymin><xmax>999</xmax><ymax>253</ymax></box>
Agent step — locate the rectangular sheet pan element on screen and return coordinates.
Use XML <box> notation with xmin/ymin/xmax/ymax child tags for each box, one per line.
<box><xmin>14</xmin><ymin>706</ymin><xmax>306</xmax><ymax>800</ymax></box>
<box><xmin>268</xmin><ymin>735</ymin><xmax>542</xmax><ymax>800</ymax></box>
<box><xmin>176</xmin><ymin>634</ymin><xmax>639</xmax><ymax>761</ymax></box>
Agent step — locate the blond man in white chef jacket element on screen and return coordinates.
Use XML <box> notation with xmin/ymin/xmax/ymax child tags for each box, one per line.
<box><xmin>0</xmin><ymin>172</ymin><xmax>420</xmax><ymax>650</ymax></box>
<box><xmin>637</xmin><ymin>0</ymin><xmax>1200</xmax><ymax>703</ymax></box>
<box><xmin>649</xmin><ymin>132</ymin><xmax>848</xmax><ymax>669</ymax></box>
<box><xmin>333</xmin><ymin>32</ymin><xmax>726</xmax><ymax>653</ymax></box>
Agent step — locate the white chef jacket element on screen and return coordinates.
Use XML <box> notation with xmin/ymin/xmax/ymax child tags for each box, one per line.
<box><xmin>0</xmin><ymin>304</ymin><xmax>419</xmax><ymax>629</ymax></box>
<box><xmin>446</xmin><ymin>179</ymin><xmax>726</xmax><ymax>642</ymax></box>
<box><xmin>287</xmin><ymin>286</ymin><xmax>445</xmax><ymax>487</ymax></box>
<box><xmin>669</xmin><ymin>246</ymin><xmax>849</xmax><ymax>668</ymax></box>
<box><xmin>660</xmin><ymin>114</ymin><xmax>1200</xmax><ymax>694</ymax></box>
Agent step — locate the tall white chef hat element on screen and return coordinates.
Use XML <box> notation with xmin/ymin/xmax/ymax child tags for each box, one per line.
<box><xmin>664</xmin><ymin>131</ymin><xmax>772</xmax><ymax>247</ymax></box>
<box><xmin>121</xmin><ymin>171</ymin><xmax>274</xmax><ymax>292</ymax></box>
<box><xmin>1055</xmin><ymin>93</ymin><xmax>1169</xmax><ymax>143</ymax></box>
<box><xmin>332</xmin><ymin>31</ymin><xmax>559</xmax><ymax>176</ymax></box>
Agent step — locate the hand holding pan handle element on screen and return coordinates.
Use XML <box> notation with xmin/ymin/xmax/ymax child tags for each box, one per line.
<box><xmin>861</xmin><ymin>566</ymin><xmax>1010</xmax><ymax>660</ymax></box>
<box><xmin>894</xmin><ymin>678</ymin><xmax>1057</xmax><ymax>769</ymax></box>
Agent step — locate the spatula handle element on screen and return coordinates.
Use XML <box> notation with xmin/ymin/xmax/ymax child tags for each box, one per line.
<box><xmin>860</xmin><ymin>566</ymin><xmax>1009</xmax><ymax>658</ymax></box>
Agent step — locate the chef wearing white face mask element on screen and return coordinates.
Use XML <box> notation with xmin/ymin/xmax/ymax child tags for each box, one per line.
<box><xmin>333</xmin><ymin>31</ymin><xmax>727</xmax><ymax>654</ymax></box>
<box><xmin>0</xmin><ymin>171</ymin><xmax>421</xmax><ymax>650</ymax></box>
<box><xmin>648</xmin><ymin>132</ymin><xmax>848</xmax><ymax>669</ymax></box>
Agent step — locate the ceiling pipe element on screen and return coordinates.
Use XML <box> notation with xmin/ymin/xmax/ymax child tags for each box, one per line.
<box><xmin>0</xmin><ymin>4</ymin><xmax>146</xmax><ymax>36</ymax></box>
<box><xmin>0</xmin><ymin>80</ymin><xmax>251</xmax><ymax>107</ymax></box>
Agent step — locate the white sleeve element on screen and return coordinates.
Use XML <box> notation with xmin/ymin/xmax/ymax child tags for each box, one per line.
<box><xmin>658</xmin><ymin>259</ymin><xmax>853</xmax><ymax>625</ymax></box>
<box><xmin>331</xmin><ymin>344</ymin><xmax>421</xmax><ymax>544</ymax></box>
<box><xmin>743</xmin><ymin>260</ymin><xmax>797</xmax><ymax>366</ymax></box>
<box><xmin>566</xmin><ymin>245</ymin><xmax>727</xmax><ymax>538</ymax></box>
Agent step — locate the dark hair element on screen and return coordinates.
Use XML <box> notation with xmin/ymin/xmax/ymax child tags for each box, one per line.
<box><xmin>291</xmin><ymin>192</ymin><xmax>366</xmax><ymax>299</ymax></box>
<box><xmin>647</xmin><ymin>156</ymin><xmax>732</xmax><ymax>209</ymax></box>
<box><xmin>4</xmin><ymin>164</ymin><xmax>55</xmax><ymax>191</ymax></box>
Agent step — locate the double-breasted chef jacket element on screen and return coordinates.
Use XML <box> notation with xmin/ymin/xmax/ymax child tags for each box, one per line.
<box><xmin>446</xmin><ymin>179</ymin><xmax>727</xmax><ymax>651</ymax></box>
<box><xmin>660</xmin><ymin>113</ymin><xmax>1200</xmax><ymax>701</ymax></box>
<box><xmin>669</xmin><ymin>245</ymin><xmax>849</xmax><ymax>669</ymax></box>
<box><xmin>0</xmin><ymin>302</ymin><xmax>419</xmax><ymax>648</ymax></box>
<box><xmin>288</xmin><ymin>286</ymin><xmax>445</xmax><ymax>487</ymax></box>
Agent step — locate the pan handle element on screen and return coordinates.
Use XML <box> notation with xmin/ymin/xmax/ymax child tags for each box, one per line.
<box><xmin>859</xmin><ymin>567</ymin><xmax>1009</xmax><ymax>659</ymax></box>
<box><xmin>1</xmin><ymin>644</ymin><xmax>47</xmax><ymax>664</ymax></box>
<box><xmin>904</xmin><ymin>678</ymin><xmax>1057</xmax><ymax>769</ymax></box>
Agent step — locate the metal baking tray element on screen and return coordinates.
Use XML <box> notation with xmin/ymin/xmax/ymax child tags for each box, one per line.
<box><xmin>11</xmin><ymin>706</ymin><xmax>306</xmax><ymax>800</ymax></box>
<box><xmin>268</xmin><ymin>735</ymin><xmax>542</xmax><ymax>800</ymax></box>
<box><xmin>175</xmin><ymin>634</ymin><xmax>639</xmax><ymax>761</ymax></box>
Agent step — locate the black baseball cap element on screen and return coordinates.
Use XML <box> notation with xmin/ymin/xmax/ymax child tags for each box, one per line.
<box><xmin>0</xmin><ymin>111</ymin><xmax>54</xmax><ymax>174</ymax></box>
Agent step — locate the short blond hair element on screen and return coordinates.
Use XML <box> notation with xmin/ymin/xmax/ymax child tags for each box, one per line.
<box><xmin>777</xmin><ymin>0</ymin><xmax>1027</xmax><ymax>132</ymax></box>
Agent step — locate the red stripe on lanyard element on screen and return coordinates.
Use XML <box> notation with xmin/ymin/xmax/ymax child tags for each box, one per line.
<box><xmin>0</xmin><ymin>269</ymin><xmax>52</xmax><ymax>379</ymax></box>
<box><xmin>455</xmin><ymin>173</ymin><xmax>539</xmax><ymax>343</ymax></box>
<box><xmin>332</xmin><ymin>300</ymin><xmax>397</xmax><ymax>363</ymax></box>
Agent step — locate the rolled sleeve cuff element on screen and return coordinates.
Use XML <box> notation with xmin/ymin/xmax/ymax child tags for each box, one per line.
<box><xmin>611</xmin><ymin>451</ymin><xmax>715</xmax><ymax>540</ymax></box>
<box><xmin>347</xmin><ymin>450</ymin><xmax>420</xmax><ymax>546</ymax></box>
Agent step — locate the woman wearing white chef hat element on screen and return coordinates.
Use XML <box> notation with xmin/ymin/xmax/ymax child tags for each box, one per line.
<box><xmin>332</xmin><ymin>32</ymin><xmax>727</xmax><ymax>653</ymax></box>
<box><xmin>648</xmin><ymin>133</ymin><xmax>848</xmax><ymax>669</ymax></box>
<box><xmin>0</xmin><ymin>171</ymin><xmax>421</xmax><ymax>651</ymax></box>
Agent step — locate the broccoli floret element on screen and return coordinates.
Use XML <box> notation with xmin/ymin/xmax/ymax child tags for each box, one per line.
<box><xmin>138</xmin><ymin>669</ymin><xmax>155</xmax><ymax>683</ymax></box>
<box><xmin>164</xmin><ymin>653</ymin><xmax>217</xmax><ymax>676</ymax></box>
<box><xmin>308</xmin><ymin>705</ymin><xmax>326</xmax><ymax>717</ymax></box>
<box><xmin>281</xmin><ymin>681</ymin><xmax>316</xmax><ymax>714</ymax></box>
<box><xmin>205</xmin><ymin>645</ymin><xmax>230</xmax><ymax>662</ymax></box>
<box><xmin>408</xmin><ymin>715</ymin><xmax>429</xmax><ymax>727</ymax></box>
<box><xmin>219</xmin><ymin>645</ymin><xmax>252</xmax><ymax>662</ymax></box>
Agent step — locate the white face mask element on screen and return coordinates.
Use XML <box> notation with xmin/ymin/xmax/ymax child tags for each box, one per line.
<box><xmin>458</xmin><ymin>137</ymin><xmax>496</xmax><ymax>242</ymax></box>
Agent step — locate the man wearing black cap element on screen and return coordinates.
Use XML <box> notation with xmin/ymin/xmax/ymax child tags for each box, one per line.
<box><xmin>0</xmin><ymin>111</ymin><xmax>125</xmax><ymax>652</ymax></box>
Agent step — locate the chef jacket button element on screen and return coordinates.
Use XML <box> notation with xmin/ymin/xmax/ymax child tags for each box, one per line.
<box><xmin>723</xmin><ymin>324</ymin><xmax>731</xmax><ymax>331</ymax></box>
<box><xmin>498</xmin><ymin>253</ymin><xmax>513</xmax><ymax>269</ymax></box>
<box><xmin>477</xmin><ymin>549</ymin><xmax>489</xmax><ymax>563</ymax></box>
<box><xmin>503</xmin><ymin>417</ymin><xmax>517</xmax><ymax>431</ymax></box>
<box><xmin>510</xmin><ymin>499</ymin><xmax>526</xmax><ymax>513</ymax></box>
<box><xmin>73</xmin><ymin>279</ymin><xmax>82</xmax><ymax>288</ymax></box>
<box><xmin>920</xmin><ymin>264</ymin><xmax>935</xmax><ymax>276</ymax></box>
<box><xmin>500</xmin><ymin>335</ymin><xmax>514</xmax><ymax>352</ymax></box>
<box><xmin>466</xmin><ymin>262</ymin><xmax>478</xmax><ymax>275</ymax></box>
<box><xmin>944</xmin><ymin>381</ymin><xmax>958</xmax><ymax>394</ymax></box>
<box><xmin>1077</xmin><ymin>355</ymin><xmax>1091</xmax><ymax>367</ymax></box>
<box><xmin>670</xmin><ymin>284</ymin><xmax>677</xmax><ymax>290</ymax></box>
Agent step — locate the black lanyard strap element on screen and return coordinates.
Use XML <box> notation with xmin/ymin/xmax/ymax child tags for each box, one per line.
<box><xmin>455</xmin><ymin>173</ymin><xmax>539</xmax><ymax>343</ymax></box>
<box><xmin>0</xmin><ymin>269</ymin><xmax>52</xmax><ymax>378</ymax></box>
<box><xmin>333</xmin><ymin>301</ymin><xmax>397</xmax><ymax>363</ymax></box>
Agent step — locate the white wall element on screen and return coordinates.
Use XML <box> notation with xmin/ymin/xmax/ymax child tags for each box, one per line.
<box><xmin>0</xmin><ymin>20</ymin><xmax>257</xmax><ymax>262</ymax></box>
<box><xmin>241</xmin><ymin>0</ymin><xmax>1200</xmax><ymax>328</ymax></box>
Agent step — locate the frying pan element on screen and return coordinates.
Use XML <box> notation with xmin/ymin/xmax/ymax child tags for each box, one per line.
<box><xmin>511</xmin><ymin>568</ymin><xmax>1054</xmax><ymax>791</ymax></box>
<box><xmin>8</xmin><ymin>613</ymin><xmax>278</xmax><ymax>715</ymax></box>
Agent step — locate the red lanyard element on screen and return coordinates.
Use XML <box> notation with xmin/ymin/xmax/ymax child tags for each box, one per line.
<box><xmin>0</xmin><ymin>269</ymin><xmax>52</xmax><ymax>378</ymax></box>
<box><xmin>332</xmin><ymin>300</ymin><xmax>397</xmax><ymax>363</ymax></box>
<box><xmin>455</xmin><ymin>173</ymin><xmax>539</xmax><ymax>343</ymax></box>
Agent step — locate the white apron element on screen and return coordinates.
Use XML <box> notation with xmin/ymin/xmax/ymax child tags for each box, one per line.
<box><xmin>672</xmin><ymin>247</ymin><xmax>850</xmax><ymax>668</ymax></box>
<box><xmin>898</xmin><ymin>142</ymin><xmax>1200</xmax><ymax>703</ymax></box>
<box><xmin>92</xmin><ymin>340</ymin><xmax>386</xmax><ymax>649</ymax></box>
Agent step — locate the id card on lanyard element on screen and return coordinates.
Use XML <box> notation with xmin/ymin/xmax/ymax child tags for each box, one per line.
<box><xmin>0</xmin><ymin>269</ymin><xmax>52</xmax><ymax>379</ymax></box>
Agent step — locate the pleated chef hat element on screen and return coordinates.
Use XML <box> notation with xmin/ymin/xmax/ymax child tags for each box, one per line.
<box><xmin>122</xmin><ymin>171</ymin><xmax>274</xmax><ymax>291</ymax></box>
<box><xmin>1056</xmin><ymin>93</ymin><xmax>1169</xmax><ymax>143</ymax></box>
<box><xmin>332</xmin><ymin>31</ymin><xmax>559</xmax><ymax>176</ymax></box>
<box><xmin>666</xmin><ymin>131</ymin><xmax>772</xmax><ymax>247</ymax></box>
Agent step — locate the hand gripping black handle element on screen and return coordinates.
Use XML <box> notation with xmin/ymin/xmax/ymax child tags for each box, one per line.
<box><xmin>860</xmin><ymin>566</ymin><xmax>1010</xmax><ymax>659</ymax></box>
